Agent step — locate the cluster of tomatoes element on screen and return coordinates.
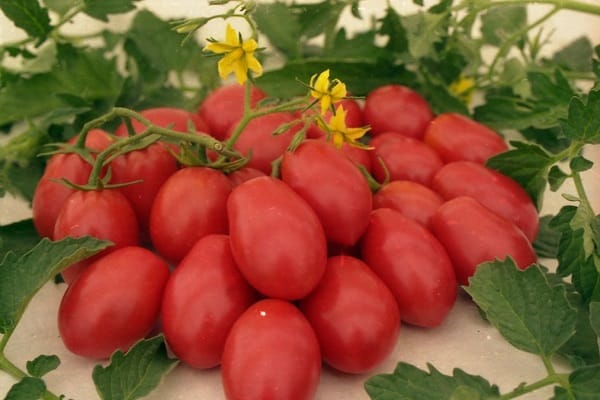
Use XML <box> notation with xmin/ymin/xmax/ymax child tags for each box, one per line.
<box><xmin>31</xmin><ymin>82</ymin><xmax>539</xmax><ymax>400</ymax></box>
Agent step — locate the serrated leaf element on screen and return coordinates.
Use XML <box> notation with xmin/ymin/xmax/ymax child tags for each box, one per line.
<box><xmin>533</xmin><ymin>215</ymin><xmax>561</xmax><ymax>259</ymax></box>
<box><xmin>480</xmin><ymin>5</ymin><xmax>527</xmax><ymax>47</ymax></box>
<box><xmin>364</xmin><ymin>362</ymin><xmax>500</xmax><ymax>399</ymax></box>
<box><xmin>254</xmin><ymin>2</ymin><xmax>302</xmax><ymax>58</ymax></box>
<box><xmin>83</xmin><ymin>0</ymin><xmax>140</xmax><ymax>22</ymax></box>
<box><xmin>401</xmin><ymin>10</ymin><xmax>447</xmax><ymax>60</ymax></box>
<box><xmin>0</xmin><ymin>236</ymin><xmax>111</xmax><ymax>335</ymax></box>
<box><xmin>0</xmin><ymin>219</ymin><xmax>40</xmax><ymax>261</ymax></box>
<box><xmin>378</xmin><ymin>7</ymin><xmax>408</xmax><ymax>55</ymax></box>
<box><xmin>465</xmin><ymin>259</ymin><xmax>577</xmax><ymax>357</ymax></box>
<box><xmin>0</xmin><ymin>0</ymin><xmax>52</xmax><ymax>38</ymax></box>
<box><xmin>552</xmin><ymin>36</ymin><xmax>594</xmax><ymax>73</ymax></box>
<box><xmin>558</xmin><ymin>291</ymin><xmax>600</xmax><ymax>368</ymax></box>
<box><xmin>548</xmin><ymin>165</ymin><xmax>569</xmax><ymax>192</ymax></box>
<box><xmin>92</xmin><ymin>335</ymin><xmax>178</xmax><ymax>400</ymax></box>
<box><xmin>26</xmin><ymin>354</ymin><xmax>61</xmax><ymax>378</ymax></box>
<box><xmin>292</xmin><ymin>1</ymin><xmax>345</xmax><ymax>42</ymax></box>
<box><xmin>4</xmin><ymin>376</ymin><xmax>46</xmax><ymax>400</ymax></box>
<box><xmin>570</xmin><ymin>155</ymin><xmax>594</xmax><ymax>172</ymax></box>
<box><xmin>560</xmin><ymin>90</ymin><xmax>600</xmax><ymax>144</ymax></box>
<box><xmin>486</xmin><ymin>141</ymin><xmax>553</xmax><ymax>209</ymax></box>
<box><xmin>550</xmin><ymin>206</ymin><xmax>589</xmax><ymax>277</ymax></box>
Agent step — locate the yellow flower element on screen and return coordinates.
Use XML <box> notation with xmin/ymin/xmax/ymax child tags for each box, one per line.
<box><xmin>203</xmin><ymin>24</ymin><xmax>263</xmax><ymax>84</ymax></box>
<box><xmin>319</xmin><ymin>105</ymin><xmax>371</xmax><ymax>149</ymax></box>
<box><xmin>449</xmin><ymin>76</ymin><xmax>476</xmax><ymax>105</ymax></box>
<box><xmin>309</xmin><ymin>69</ymin><xmax>347</xmax><ymax>115</ymax></box>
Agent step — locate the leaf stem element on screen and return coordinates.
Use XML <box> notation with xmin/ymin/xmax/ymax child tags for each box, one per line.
<box><xmin>0</xmin><ymin>351</ymin><xmax>62</xmax><ymax>400</ymax></box>
<box><xmin>498</xmin><ymin>371</ymin><xmax>570</xmax><ymax>399</ymax></box>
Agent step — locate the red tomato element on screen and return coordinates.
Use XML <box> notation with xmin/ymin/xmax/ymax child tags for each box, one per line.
<box><xmin>369</xmin><ymin>132</ymin><xmax>444</xmax><ymax>186</ymax></box>
<box><xmin>363</xmin><ymin>84</ymin><xmax>433</xmax><ymax>139</ymax></box>
<box><xmin>430</xmin><ymin>196</ymin><xmax>537</xmax><ymax>286</ymax></box>
<box><xmin>372</xmin><ymin>180</ymin><xmax>444</xmax><ymax>228</ymax></box>
<box><xmin>227</xmin><ymin>166</ymin><xmax>266</xmax><ymax>187</ymax></box>
<box><xmin>149</xmin><ymin>167</ymin><xmax>232</xmax><ymax>264</ymax></box>
<box><xmin>221</xmin><ymin>299</ymin><xmax>321</xmax><ymax>400</ymax></box>
<box><xmin>109</xmin><ymin>143</ymin><xmax>179</xmax><ymax>239</ymax></box>
<box><xmin>281</xmin><ymin>139</ymin><xmax>372</xmax><ymax>246</ymax></box>
<box><xmin>114</xmin><ymin>106</ymin><xmax>209</xmax><ymax>137</ymax></box>
<box><xmin>32</xmin><ymin>129</ymin><xmax>113</xmax><ymax>238</ymax></box>
<box><xmin>361</xmin><ymin>208</ymin><xmax>457</xmax><ymax>328</ymax></box>
<box><xmin>58</xmin><ymin>246</ymin><xmax>169</xmax><ymax>359</ymax></box>
<box><xmin>53</xmin><ymin>189</ymin><xmax>139</xmax><ymax>284</ymax></box>
<box><xmin>198</xmin><ymin>84</ymin><xmax>267</xmax><ymax>140</ymax></box>
<box><xmin>431</xmin><ymin>161</ymin><xmax>539</xmax><ymax>242</ymax></box>
<box><xmin>299</xmin><ymin>255</ymin><xmax>400</xmax><ymax>373</ymax></box>
<box><xmin>227</xmin><ymin>176</ymin><xmax>327</xmax><ymax>300</ymax></box>
<box><xmin>226</xmin><ymin>112</ymin><xmax>301</xmax><ymax>175</ymax></box>
<box><xmin>423</xmin><ymin>113</ymin><xmax>508</xmax><ymax>163</ymax></box>
<box><xmin>161</xmin><ymin>234</ymin><xmax>256</xmax><ymax>369</ymax></box>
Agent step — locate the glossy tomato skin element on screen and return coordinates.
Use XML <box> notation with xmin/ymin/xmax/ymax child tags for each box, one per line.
<box><xmin>372</xmin><ymin>180</ymin><xmax>444</xmax><ymax>228</ymax></box>
<box><xmin>58</xmin><ymin>246</ymin><xmax>170</xmax><ymax>359</ymax></box>
<box><xmin>299</xmin><ymin>255</ymin><xmax>400</xmax><ymax>373</ymax></box>
<box><xmin>281</xmin><ymin>139</ymin><xmax>372</xmax><ymax>246</ymax></box>
<box><xmin>198</xmin><ymin>84</ymin><xmax>266</xmax><ymax>140</ymax></box>
<box><xmin>53</xmin><ymin>189</ymin><xmax>140</xmax><ymax>284</ymax></box>
<box><xmin>430</xmin><ymin>196</ymin><xmax>537</xmax><ymax>285</ymax></box>
<box><xmin>221</xmin><ymin>299</ymin><xmax>321</xmax><ymax>400</ymax></box>
<box><xmin>369</xmin><ymin>132</ymin><xmax>444</xmax><ymax>186</ymax></box>
<box><xmin>226</xmin><ymin>112</ymin><xmax>300</xmax><ymax>175</ymax></box>
<box><xmin>363</xmin><ymin>84</ymin><xmax>433</xmax><ymax>139</ymax></box>
<box><xmin>110</xmin><ymin>142</ymin><xmax>179</xmax><ymax>239</ymax></box>
<box><xmin>32</xmin><ymin>129</ymin><xmax>113</xmax><ymax>238</ymax></box>
<box><xmin>227</xmin><ymin>166</ymin><xmax>266</xmax><ymax>187</ymax></box>
<box><xmin>423</xmin><ymin>113</ymin><xmax>508</xmax><ymax>164</ymax></box>
<box><xmin>431</xmin><ymin>161</ymin><xmax>539</xmax><ymax>242</ymax></box>
<box><xmin>150</xmin><ymin>167</ymin><xmax>232</xmax><ymax>264</ymax></box>
<box><xmin>161</xmin><ymin>234</ymin><xmax>256</xmax><ymax>369</ymax></box>
<box><xmin>227</xmin><ymin>176</ymin><xmax>327</xmax><ymax>300</ymax></box>
<box><xmin>361</xmin><ymin>208</ymin><xmax>457</xmax><ymax>328</ymax></box>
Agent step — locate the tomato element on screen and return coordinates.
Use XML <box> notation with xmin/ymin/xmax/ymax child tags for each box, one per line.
<box><xmin>369</xmin><ymin>132</ymin><xmax>444</xmax><ymax>186</ymax></box>
<box><xmin>299</xmin><ymin>255</ymin><xmax>400</xmax><ymax>373</ymax></box>
<box><xmin>423</xmin><ymin>113</ymin><xmax>508</xmax><ymax>163</ymax></box>
<box><xmin>227</xmin><ymin>176</ymin><xmax>327</xmax><ymax>300</ymax></box>
<box><xmin>114</xmin><ymin>106</ymin><xmax>210</xmax><ymax>137</ymax></box>
<box><xmin>109</xmin><ymin>142</ymin><xmax>179</xmax><ymax>240</ymax></box>
<box><xmin>161</xmin><ymin>234</ymin><xmax>256</xmax><ymax>369</ymax></box>
<box><xmin>431</xmin><ymin>161</ymin><xmax>539</xmax><ymax>242</ymax></box>
<box><xmin>430</xmin><ymin>196</ymin><xmax>537</xmax><ymax>286</ymax></box>
<box><xmin>149</xmin><ymin>167</ymin><xmax>232</xmax><ymax>264</ymax></box>
<box><xmin>226</xmin><ymin>112</ymin><xmax>301</xmax><ymax>175</ymax></box>
<box><xmin>372</xmin><ymin>180</ymin><xmax>443</xmax><ymax>228</ymax></box>
<box><xmin>53</xmin><ymin>189</ymin><xmax>139</xmax><ymax>284</ymax></box>
<box><xmin>32</xmin><ymin>129</ymin><xmax>113</xmax><ymax>238</ymax></box>
<box><xmin>227</xmin><ymin>166</ymin><xmax>266</xmax><ymax>187</ymax></box>
<box><xmin>198</xmin><ymin>84</ymin><xmax>267</xmax><ymax>140</ymax></box>
<box><xmin>58</xmin><ymin>246</ymin><xmax>169</xmax><ymax>359</ymax></box>
<box><xmin>363</xmin><ymin>84</ymin><xmax>433</xmax><ymax>139</ymax></box>
<box><xmin>281</xmin><ymin>139</ymin><xmax>372</xmax><ymax>246</ymax></box>
<box><xmin>221</xmin><ymin>299</ymin><xmax>321</xmax><ymax>400</ymax></box>
<box><xmin>361</xmin><ymin>208</ymin><xmax>457</xmax><ymax>328</ymax></box>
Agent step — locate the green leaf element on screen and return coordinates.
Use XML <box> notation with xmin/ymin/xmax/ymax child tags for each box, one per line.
<box><xmin>567</xmin><ymin>364</ymin><xmax>600</xmax><ymax>399</ymax></box>
<box><xmin>465</xmin><ymin>259</ymin><xmax>577</xmax><ymax>357</ymax></box>
<box><xmin>552</xmin><ymin>36</ymin><xmax>594</xmax><ymax>73</ymax></box>
<box><xmin>26</xmin><ymin>354</ymin><xmax>61</xmax><ymax>378</ymax></box>
<box><xmin>590</xmin><ymin>301</ymin><xmax>600</xmax><ymax>337</ymax></box>
<box><xmin>92</xmin><ymin>335</ymin><xmax>178</xmax><ymax>400</ymax></box>
<box><xmin>550</xmin><ymin>206</ymin><xmax>589</xmax><ymax>278</ymax></box>
<box><xmin>0</xmin><ymin>0</ymin><xmax>52</xmax><ymax>38</ymax></box>
<box><xmin>0</xmin><ymin>236</ymin><xmax>111</xmax><ymax>335</ymax></box>
<box><xmin>378</xmin><ymin>6</ymin><xmax>408</xmax><ymax>55</ymax></box>
<box><xmin>548</xmin><ymin>165</ymin><xmax>569</xmax><ymax>192</ymax></box>
<box><xmin>560</xmin><ymin>89</ymin><xmax>600</xmax><ymax>144</ymax></box>
<box><xmin>558</xmin><ymin>291</ymin><xmax>600</xmax><ymax>368</ymax></box>
<box><xmin>0</xmin><ymin>219</ymin><xmax>40</xmax><ymax>261</ymax></box>
<box><xmin>83</xmin><ymin>0</ymin><xmax>140</xmax><ymax>22</ymax></box>
<box><xmin>401</xmin><ymin>10</ymin><xmax>447</xmax><ymax>60</ymax></box>
<box><xmin>44</xmin><ymin>0</ymin><xmax>77</xmax><ymax>16</ymax></box>
<box><xmin>485</xmin><ymin>141</ymin><xmax>553</xmax><ymax>210</ymax></box>
<box><xmin>570</xmin><ymin>155</ymin><xmax>594</xmax><ymax>173</ymax></box>
<box><xmin>4</xmin><ymin>376</ymin><xmax>46</xmax><ymax>400</ymax></box>
<box><xmin>364</xmin><ymin>362</ymin><xmax>500</xmax><ymax>399</ymax></box>
<box><xmin>480</xmin><ymin>5</ymin><xmax>527</xmax><ymax>47</ymax></box>
<box><xmin>533</xmin><ymin>215</ymin><xmax>561</xmax><ymax>259</ymax></box>
<box><xmin>292</xmin><ymin>1</ymin><xmax>345</xmax><ymax>41</ymax></box>
<box><xmin>254</xmin><ymin>2</ymin><xmax>302</xmax><ymax>59</ymax></box>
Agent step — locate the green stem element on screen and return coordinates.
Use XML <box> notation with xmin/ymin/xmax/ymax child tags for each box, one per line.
<box><xmin>499</xmin><ymin>371</ymin><xmax>569</xmax><ymax>399</ymax></box>
<box><xmin>0</xmin><ymin>351</ymin><xmax>62</xmax><ymax>400</ymax></box>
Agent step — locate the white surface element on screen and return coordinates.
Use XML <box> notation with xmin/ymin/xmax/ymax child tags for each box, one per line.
<box><xmin>1</xmin><ymin>1</ymin><xmax>600</xmax><ymax>399</ymax></box>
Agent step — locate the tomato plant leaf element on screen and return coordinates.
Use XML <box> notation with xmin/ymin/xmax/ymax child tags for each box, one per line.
<box><xmin>291</xmin><ymin>1</ymin><xmax>346</xmax><ymax>42</ymax></box>
<box><xmin>0</xmin><ymin>0</ymin><xmax>52</xmax><ymax>39</ymax></box>
<box><xmin>82</xmin><ymin>0</ymin><xmax>140</xmax><ymax>22</ymax></box>
<box><xmin>565</xmin><ymin>364</ymin><xmax>600</xmax><ymax>399</ymax></box>
<box><xmin>400</xmin><ymin>10</ymin><xmax>447</xmax><ymax>60</ymax></box>
<box><xmin>590</xmin><ymin>301</ymin><xmax>600</xmax><ymax>337</ymax></box>
<box><xmin>26</xmin><ymin>354</ymin><xmax>60</xmax><ymax>378</ymax></box>
<box><xmin>4</xmin><ymin>376</ymin><xmax>46</xmax><ymax>400</ymax></box>
<box><xmin>254</xmin><ymin>2</ymin><xmax>302</xmax><ymax>59</ymax></box>
<box><xmin>0</xmin><ymin>236</ymin><xmax>111</xmax><ymax>336</ymax></box>
<box><xmin>533</xmin><ymin>215</ymin><xmax>561</xmax><ymax>259</ymax></box>
<box><xmin>558</xmin><ymin>291</ymin><xmax>600</xmax><ymax>368</ymax></box>
<box><xmin>364</xmin><ymin>362</ymin><xmax>500</xmax><ymax>399</ymax></box>
<box><xmin>486</xmin><ymin>141</ymin><xmax>553</xmax><ymax>210</ymax></box>
<box><xmin>378</xmin><ymin>6</ymin><xmax>408</xmax><ymax>55</ymax></box>
<box><xmin>560</xmin><ymin>89</ymin><xmax>600</xmax><ymax>144</ymax></box>
<box><xmin>44</xmin><ymin>0</ymin><xmax>76</xmax><ymax>16</ymax></box>
<box><xmin>480</xmin><ymin>5</ymin><xmax>527</xmax><ymax>47</ymax></box>
<box><xmin>92</xmin><ymin>335</ymin><xmax>178</xmax><ymax>400</ymax></box>
<box><xmin>0</xmin><ymin>219</ymin><xmax>40</xmax><ymax>261</ymax></box>
<box><xmin>465</xmin><ymin>259</ymin><xmax>577</xmax><ymax>357</ymax></box>
<box><xmin>552</xmin><ymin>36</ymin><xmax>594</xmax><ymax>73</ymax></box>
